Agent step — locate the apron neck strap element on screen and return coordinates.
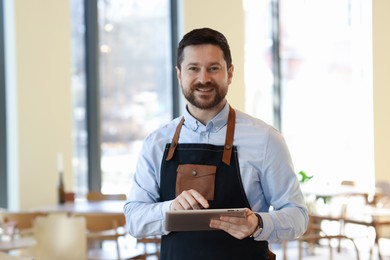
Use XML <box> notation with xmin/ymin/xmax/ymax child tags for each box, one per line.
<box><xmin>166</xmin><ymin>106</ymin><xmax>236</xmax><ymax>166</ymax></box>
<box><xmin>222</xmin><ymin>106</ymin><xmax>235</xmax><ymax>165</ymax></box>
<box><xmin>166</xmin><ymin>117</ymin><xmax>185</xmax><ymax>161</ymax></box>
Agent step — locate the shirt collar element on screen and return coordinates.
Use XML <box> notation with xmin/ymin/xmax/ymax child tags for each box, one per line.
<box><xmin>183</xmin><ymin>103</ymin><xmax>230</xmax><ymax>132</ymax></box>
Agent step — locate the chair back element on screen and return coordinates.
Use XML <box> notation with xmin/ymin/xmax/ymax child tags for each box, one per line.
<box><xmin>87</xmin><ymin>191</ymin><xmax>127</xmax><ymax>201</ymax></box>
<box><xmin>32</xmin><ymin>215</ymin><xmax>87</xmax><ymax>260</ymax></box>
<box><xmin>72</xmin><ymin>213</ymin><xmax>126</xmax><ymax>260</ymax></box>
<box><xmin>376</xmin><ymin>181</ymin><xmax>390</xmax><ymax>196</ymax></box>
<box><xmin>75</xmin><ymin>213</ymin><xmax>125</xmax><ymax>232</ymax></box>
<box><xmin>0</xmin><ymin>212</ymin><xmax>48</xmax><ymax>236</ymax></box>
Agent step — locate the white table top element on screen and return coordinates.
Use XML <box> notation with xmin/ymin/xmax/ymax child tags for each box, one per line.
<box><xmin>301</xmin><ymin>183</ymin><xmax>371</xmax><ymax>198</ymax></box>
<box><xmin>30</xmin><ymin>199</ymin><xmax>126</xmax><ymax>214</ymax></box>
<box><xmin>0</xmin><ymin>252</ymin><xmax>33</xmax><ymax>260</ymax></box>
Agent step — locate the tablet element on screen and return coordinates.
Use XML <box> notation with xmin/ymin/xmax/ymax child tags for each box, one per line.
<box><xmin>165</xmin><ymin>208</ymin><xmax>247</xmax><ymax>231</ymax></box>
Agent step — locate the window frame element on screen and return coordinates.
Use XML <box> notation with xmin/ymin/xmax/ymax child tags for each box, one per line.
<box><xmin>271</xmin><ymin>0</ymin><xmax>281</xmax><ymax>131</ymax></box>
<box><xmin>84</xmin><ymin>0</ymin><xmax>101</xmax><ymax>192</ymax></box>
<box><xmin>0</xmin><ymin>0</ymin><xmax>8</xmax><ymax>208</ymax></box>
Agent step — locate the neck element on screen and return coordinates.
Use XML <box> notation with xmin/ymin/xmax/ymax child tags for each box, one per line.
<box><xmin>187</xmin><ymin>100</ymin><xmax>227</xmax><ymax>125</ymax></box>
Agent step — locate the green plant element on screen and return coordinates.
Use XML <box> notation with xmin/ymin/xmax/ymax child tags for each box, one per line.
<box><xmin>298</xmin><ymin>170</ymin><xmax>313</xmax><ymax>184</ymax></box>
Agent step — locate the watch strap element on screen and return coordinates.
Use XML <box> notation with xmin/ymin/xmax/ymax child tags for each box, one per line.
<box><xmin>250</xmin><ymin>213</ymin><xmax>263</xmax><ymax>238</ymax></box>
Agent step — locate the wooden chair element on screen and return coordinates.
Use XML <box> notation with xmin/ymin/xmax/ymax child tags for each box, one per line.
<box><xmin>293</xmin><ymin>180</ymin><xmax>364</xmax><ymax>259</ymax></box>
<box><xmin>342</xmin><ymin>194</ymin><xmax>390</xmax><ymax>260</ymax></box>
<box><xmin>331</xmin><ymin>181</ymin><xmax>390</xmax><ymax>259</ymax></box>
<box><xmin>72</xmin><ymin>212</ymin><xmax>137</xmax><ymax>260</ymax></box>
<box><xmin>0</xmin><ymin>211</ymin><xmax>48</xmax><ymax>237</ymax></box>
<box><xmin>87</xmin><ymin>191</ymin><xmax>127</xmax><ymax>201</ymax></box>
<box><xmin>32</xmin><ymin>215</ymin><xmax>87</xmax><ymax>260</ymax></box>
<box><xmin>296</xmin><ymin>214</ymin><xmax>360</xmax><ymax>260</ymax></box>
<box><xmin>307</xmin><ymin>180</ymin><xmax>368</xmax><ymax>253</ymax></box>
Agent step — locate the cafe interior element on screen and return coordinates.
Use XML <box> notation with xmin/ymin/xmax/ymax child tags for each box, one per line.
<box><xmin>1</xmin><ymin>0</ymin><xmax>389</xmax><ymax>259</ymax></box>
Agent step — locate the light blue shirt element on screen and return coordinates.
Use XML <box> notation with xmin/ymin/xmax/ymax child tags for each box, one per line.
<box><xmin>124</xmin><ymin>103</ymin><xmax>308</xmax><ymax>242</ymax></box>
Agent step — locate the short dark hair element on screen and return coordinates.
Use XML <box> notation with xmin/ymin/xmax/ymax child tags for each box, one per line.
<box><xmin>176</xmin><ymin>28</ymin><xmax>232</xmax><ymax>70</ymax></box>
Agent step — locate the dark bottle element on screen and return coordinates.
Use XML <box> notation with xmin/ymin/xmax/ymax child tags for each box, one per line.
<box><xmin>58</xmin><ymin>171</ymin><xmax>66</xmax><ymax>204</ymax></box>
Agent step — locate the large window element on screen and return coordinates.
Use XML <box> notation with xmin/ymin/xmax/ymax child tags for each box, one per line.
<box><xmin>245</xmin><ymin>0</ymin><xmax>373</xmax><ymax>188</ymax></box>
<box><xmin>97</xmin><ymin>0</ymin><xmax>173</xmax><ymax>194</ymax></box>
<box><xmin>70</xmin><ymin>0</ymin><xmax>174</xmax><ymax>196</ymax></box>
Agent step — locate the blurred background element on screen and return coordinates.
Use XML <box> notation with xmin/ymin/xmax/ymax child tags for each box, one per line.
<box><xmin>0</xmin><ymin>0</ymin><xmax>388</xmax><ymax>211</ymax></box>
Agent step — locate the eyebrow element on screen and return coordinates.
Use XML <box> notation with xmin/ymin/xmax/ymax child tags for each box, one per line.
<box><xmin>185</xmin><ymin>62</ymin><xmax>222</xmax><ymax>67</ymax></box>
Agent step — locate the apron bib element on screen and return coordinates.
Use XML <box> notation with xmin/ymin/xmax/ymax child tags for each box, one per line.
<box><xmin>160</xmin><ymin>107</ymin><xmax>269</xmax><ymax>260</ymax></box>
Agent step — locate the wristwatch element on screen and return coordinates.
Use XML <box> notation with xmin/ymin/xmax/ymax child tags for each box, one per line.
<box><xmin>250</xmin><ymin>213</ymin><xmax>263</xmax><ymax>238</ymax></box>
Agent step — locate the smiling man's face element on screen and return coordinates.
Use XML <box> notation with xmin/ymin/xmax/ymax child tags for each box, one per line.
<box><xmin>176</xmin><ymin>44</ymin><xmax>234</xmax><ymax>111</ymax></box>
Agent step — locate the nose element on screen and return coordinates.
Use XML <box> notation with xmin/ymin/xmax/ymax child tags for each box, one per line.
<box><xmin>198</xmin><ymin>68</ymin><xmax>211</xmax><ymax>84</ymax></box>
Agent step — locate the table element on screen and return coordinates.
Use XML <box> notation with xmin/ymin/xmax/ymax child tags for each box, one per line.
<box><xmin>0</xmin><ymin>252</ymin><xmax>34</xmax><ymax>260</ymax></box>
<box><xmin>0</xmin><ymin>238</ymin><xmax>36</xmax><ymax>252</ymax></box>
<box><xmin>301</xmin><ymin>183</ymin><xmax>371</xmax><ymax>198</ymax></box>
<box><xmin>30</xmin><ymin>199</ymin><xmax>126</xmax><ymax>214</ymax></box>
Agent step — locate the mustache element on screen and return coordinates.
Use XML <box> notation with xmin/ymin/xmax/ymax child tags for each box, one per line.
<box><xmin>193</xmin><ymin>83</ymin><xmax>217</xmax><ymax>89</ymax></box>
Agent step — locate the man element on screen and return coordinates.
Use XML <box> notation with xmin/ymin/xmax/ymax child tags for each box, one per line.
<box><xmin>124</xmin><ymin>27</ymin><xmax>308</xmax><ymax>259</ymax></box>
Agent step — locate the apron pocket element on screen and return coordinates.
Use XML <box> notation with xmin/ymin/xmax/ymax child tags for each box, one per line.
<box><xmin>176</xmin><ymin>164</ymin><xmax>217</xmax><ymax>200</ymax></box>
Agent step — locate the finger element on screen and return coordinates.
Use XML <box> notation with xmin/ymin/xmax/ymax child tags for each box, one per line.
<box><xmin>187</xmin><ymin>189</ymin><xmax>209</xmax><ymax>209</ymax></box>
<box><xmin>172</xmin><ymin>190</ymin><xmax>209</xmax><ymax>210</ymax></box>
<box><xmin>210</xmin><ymin>214</ymin><xmax>255</xmax><ymax>239</ymax></box>
<box><xmin>181</xmin><ymin>190</ymin><xmax>204</xmax><ymax>209</ymax></box>
<box><xmin>209</xmin><ymin>219</ymin><xmax>236</xmax><ymax>231</ymax></box>
<box><xmin>210</xmin><ymin>219</ymin><xmax>245</xmax><ymax>238</ymax></box>
<box><xmin>170</xmin><ymin>197</ymin><xmax>189</xmax><ymax>210</ymax></box>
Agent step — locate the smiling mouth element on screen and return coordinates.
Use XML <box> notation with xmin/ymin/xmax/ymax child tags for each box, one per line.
<box><xmin>196</xmin><ymin>87</ymin><xmax>214</xmax><ymax>93</ymax></box>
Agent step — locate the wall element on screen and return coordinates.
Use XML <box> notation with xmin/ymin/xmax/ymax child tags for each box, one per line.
<box><xmin>181</xmin><ymin>0</ymin><xmax>245</xmax><ymax>111</ymax></box>
<box><xmin>373</xmin><ymin>0</ymin><xmax>390</xmax><ymax>183</ymax></box>
<box><xmin>6</xmin><ymin>0</ymin><xmax>73</xmax><ymax>210</ymax></box>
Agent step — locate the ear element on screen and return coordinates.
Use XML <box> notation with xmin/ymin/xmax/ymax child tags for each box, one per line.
<box><xmin>227</xmin><ymin>64</ymin><xmax>234</xmax><ymax>85</ymax></box>
<box><xmin>176</xmin><ymin>66</ymin><xmax>182</xmax><ymax>85</ymax></box>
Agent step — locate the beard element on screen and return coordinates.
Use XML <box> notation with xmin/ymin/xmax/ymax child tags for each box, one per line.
<box><xmin>181</xmin><ymin>82</ymin><xmax>228</xmax><ymax>110</ymax></box>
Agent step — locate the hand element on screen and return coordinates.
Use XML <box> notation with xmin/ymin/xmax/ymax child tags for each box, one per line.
<box><xmin>209</xmin><ymin>208</ymin><xmax>259</xmax><ymax>240</ymax></box>
<box><xmin>170</xmin><ymin>189</ymin><xmax>209</xmax><ymax>210</ymax></box>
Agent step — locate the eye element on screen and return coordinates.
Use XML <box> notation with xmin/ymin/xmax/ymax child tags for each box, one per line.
<box><xmin>208</xmin><ymin>66</ymin><xmax>221</xmax><ymax>73</ymax></box>
<box><xmin>187</xmin><ymin>66</ymin><xmax>199</xmax><ymax>72</ymax></box>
